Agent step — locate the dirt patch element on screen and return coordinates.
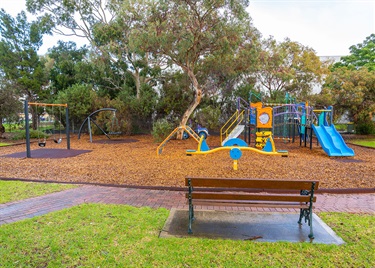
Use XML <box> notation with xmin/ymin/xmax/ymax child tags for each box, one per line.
<box><xmin>0</xmin><ymin>134</ymin><xmax>374</xmax><ymax>189</ymax></box>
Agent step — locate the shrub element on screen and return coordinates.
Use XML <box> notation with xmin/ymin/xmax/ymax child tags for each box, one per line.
<box><xmin>151</xmin><ymin>119</ymin><xmax>174</xmax><ymax>142</ymax></box>
<box><xmin>12</xmin><ymin>129</ymin><xmax>49</xmax><ymax>140</ymax></box>
<box><xmin>355</xmin><ymin>121</ymin><xmax>375</xmax><ymax>135</ymax></box>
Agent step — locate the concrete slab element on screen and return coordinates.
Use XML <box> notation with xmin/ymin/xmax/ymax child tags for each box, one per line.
<box><xmin>160</xmin><ymin>209</ymin><xmax>345</xmax><ymax>244</ymax></box>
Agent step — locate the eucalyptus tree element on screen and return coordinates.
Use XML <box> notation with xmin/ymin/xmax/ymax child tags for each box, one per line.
<box><xmin>257</xmin><ymin>37</ymin><xmax>326</xmax><ymax>101</ymax></box>
<box><xmin>26</xmin><ymin>0</ymin><xmax>158</xmax><ymax>99</ymax></box>
<box><xmin>0</xmin><ymin>9</ymin><xmax>51</xmax><ymax>129</ymax></box>
<box><xmin>132</xmin><ymin>0</ymin><xmax>259</xmax><ymax>138</ymax></box>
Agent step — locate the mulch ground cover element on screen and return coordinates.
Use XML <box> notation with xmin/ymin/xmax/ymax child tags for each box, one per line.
<box><xmin>0</xmin><ymin>134</ymin><xmax>374</xmax><ymax>189</ymax></box>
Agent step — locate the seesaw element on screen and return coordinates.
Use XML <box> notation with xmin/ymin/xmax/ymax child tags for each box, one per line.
<box><xmin>187</xmin><ymin>137</ymin><xmax>288</xmax><ymax>170</ymax></box>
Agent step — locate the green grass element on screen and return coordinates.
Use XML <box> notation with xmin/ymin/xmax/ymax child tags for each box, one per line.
<box><xmin>0</xmin><ymin>204</ymin><xmax>373</xmax><ymax>267</ymax></box>
<box><xmin>0</xmin><ymin>142</ymin><xmax>11</xmax><ymax>147</ymax></box>
<box><xmin>350</xmin><ymin>139</ymin><xmax>375</xmax><ymax>148</ymax></box>
<box><xmin>0</xmin><ymin>181</ymin><xmax>77</xmax><ymax>204</ymax></box>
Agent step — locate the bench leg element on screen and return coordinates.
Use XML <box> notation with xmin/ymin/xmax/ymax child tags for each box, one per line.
<box><xmin>298</xmin><ymin>208</ymin><xmax>314</xmax><ymax>239</ymax></box>
<box><xmin>308</xmin><ymin>212</ymin><xmax>314</xmax><ymax>239</ymax></box>
<box><xmin>188</xmin><ymin>197</ymin><xmax>194</xmax><ymax>234</ymax></box>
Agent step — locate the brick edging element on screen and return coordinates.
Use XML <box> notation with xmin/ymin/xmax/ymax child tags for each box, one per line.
<box><xmin>1</xmin><ymin>177</ymin><xmax>374</xmax><ymax>194</ymax></box>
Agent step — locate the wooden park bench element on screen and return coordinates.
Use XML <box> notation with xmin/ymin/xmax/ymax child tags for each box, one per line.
<box><xmin>185</xmin><ymin>177</ymin><xmax>319</xmax><ymax>239</ymax></box>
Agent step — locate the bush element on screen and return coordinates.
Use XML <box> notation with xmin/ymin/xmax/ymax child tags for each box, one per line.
<box><xmin>355</xmin><ymin>121</ymin><xmax>375</xmax><ymax>135</ymax></box>
<box><xmin>12</xmin><ymin>129</ymin><xmax>49</xmax><ymax>140</ymax></box>
<box><xmin>355</xmin><ymin>112</ymin><xmax>375</xmax><ymax>135</ymax></box>
<box><xmin>151</xmin><ymin>119</ymin><xmax>174</xmax><ymax>142</ymax></box>
<box><xmin>194</xmin><ymin>106</ymin><xmax>221</xmax><ymax>131</ymax></box>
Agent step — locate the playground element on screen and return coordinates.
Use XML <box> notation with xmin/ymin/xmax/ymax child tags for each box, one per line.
<box><xmin>0</xmin><ymin>133</ymin><xmax>374</xmax><ymax>189</ymax></box>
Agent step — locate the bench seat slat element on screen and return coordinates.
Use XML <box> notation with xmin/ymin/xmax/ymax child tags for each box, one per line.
<box><xmin>192</xmin><ymin>200</ymin><xmax>311</xmax><ymax>209</ymax></box>
<box><xmin>185</xmin><ymin>177</ymin><xmax>319</xmax><ymax>191</ymax></box>
<box><xmin>187</xmin><ymin>193</ymin><xmax>315</xmax><ymax>203</ymax></box>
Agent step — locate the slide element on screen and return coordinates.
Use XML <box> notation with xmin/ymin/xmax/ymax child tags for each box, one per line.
<box><xmin>312</xmin><ymin>124</ymin><xmax>355</xmax><ymax>157</ymax></box>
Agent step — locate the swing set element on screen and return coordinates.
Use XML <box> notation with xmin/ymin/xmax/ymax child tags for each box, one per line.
<box><xmin>77</xmin><ymin>108</ymin><xmax>122</xmax><ymax>142</ymax></box>
<box><xmin>24</xmin><ymin>100</ymin><xmax>70</xmax><ymax>158</ymax></box>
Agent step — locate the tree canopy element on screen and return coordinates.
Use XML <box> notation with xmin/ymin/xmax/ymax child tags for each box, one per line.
<box><xmin>257</xmin><ymin>37</ymin><xmax>327</xmax><ymax>101</ymax></box>
<box><xmin>130</xmin><ymin>0</ymin><xmax>259</xmax><ymax>137</ymax></box>
<box><xmin>0</xmin><ymin>9</ymin><xmax>51</xmax><ymax>129</ymax></box>
<box><xmin>323</xmin><ymin>33</ymin><xmax>375</xmax><ymax>134</ymax></box>
<box><xmin>333</xmin><ymin>33</ymin><xmax>375</xmax><ymax>71</ymax></box>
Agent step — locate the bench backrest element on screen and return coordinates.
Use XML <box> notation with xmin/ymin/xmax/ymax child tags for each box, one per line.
<box><xmin>185</xmin><ymin>177</ymin><xmax>319</xmax><ymax>191</ymax></box>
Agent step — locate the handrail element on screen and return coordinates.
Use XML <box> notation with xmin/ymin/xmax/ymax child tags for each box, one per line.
<box><xmin>220</xmin><ymin>110</ymin><xmax>245</xmax><ymax>144</ymax></box>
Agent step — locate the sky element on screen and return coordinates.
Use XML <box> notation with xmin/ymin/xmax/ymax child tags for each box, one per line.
<box><xmin>1</xmin><ymin>0</ymin><xmax>374</xmax><ymax>56</ymax></box>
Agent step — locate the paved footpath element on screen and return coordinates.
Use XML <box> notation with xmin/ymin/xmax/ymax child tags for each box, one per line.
<box><xmin>0</xmin><ymin>185</ymin><xmax>374</xmax><ymax>225</ymax></box>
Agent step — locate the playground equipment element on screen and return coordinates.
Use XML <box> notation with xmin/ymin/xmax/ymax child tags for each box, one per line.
<box><xmin>220</xmin><ymin>92</ymin><xmax>354</xmax><ymax>157</ymax></box>
<box><xmin>24</xmin><ymin>100</ymin><xmax>70</xmax><ymax>158</ymax></box>
<box><xmin>157</xmin><ymin>125</ymin><xmax>205</xmax><ymax>155</ymax></box>
<box><xmin>187</xmin><ymin>136</ymin><xmax>288</xmax><ymax>170</ymax></box>
<box><xmin>183</xmin><ymin>123</ymin><xmax>209</xmax><ymax>140</ymax></box>
<box><xmin>311</xmin><ymin>108</ymin><xmax>355</xmax><ymax>157</ymax></box>
<box><xmin>78</xmin><ymin>108</ymin><xmax>122</xmax><ymax>143</ymax></box>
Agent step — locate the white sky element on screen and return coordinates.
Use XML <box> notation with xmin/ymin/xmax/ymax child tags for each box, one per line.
<box><xmin>1</xmin><ymin>0</ymin><xmax>374</xmax><ymax>56</ymax></box>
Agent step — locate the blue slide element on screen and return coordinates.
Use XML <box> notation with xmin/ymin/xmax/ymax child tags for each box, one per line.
<box><xmin>312</xmin><ymin>124</ymin><xmax>355</xmax><ymax>157</ymax></box>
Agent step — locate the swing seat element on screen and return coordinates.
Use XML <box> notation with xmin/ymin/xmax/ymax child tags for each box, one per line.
<box><xmin>38</xmin><ymin>142</ymin><xmax>46</xmax><ymax>147</ymax></box>
<box><xmin>109</xmin><ymin>132</ymin><xmax>122</xmax><ymax>135</ymax></box>
<box><xmin>54</xmin><ymin>138</ymin><xmax>62</xmax><ymax>144</ymax></box>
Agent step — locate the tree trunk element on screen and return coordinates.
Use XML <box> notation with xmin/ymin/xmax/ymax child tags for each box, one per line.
<box><xmin>0</xmin><ymin>117</ymin><xmax>4</xmax><ymax>138</ymax></box>
<box><xmin>176</xmin><ymin>69</ymin><xmax>202</xmax><ymax>139</ymax></box>
<box><xmin>132</xmin><ymin>69</ymin><xmax>141</xmax><ymax>99</ymax></box>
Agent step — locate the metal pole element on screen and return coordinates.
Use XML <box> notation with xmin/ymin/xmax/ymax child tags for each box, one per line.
<box><xmin>24</xmin><ymin>100</ymin><xmax>31</xmax><ymax>158</ymax></box>
<box><xmin>66</xmin><ymin>106</ymin><xmax>70</xmax><ymax>150</ymax></box>
<box><xmin>88</xmin><ymin>117</ymin><xmax>92</xmax><ymax>143</ymax></box>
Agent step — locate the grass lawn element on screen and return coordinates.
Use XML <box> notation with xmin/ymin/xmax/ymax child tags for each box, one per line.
<box><xmin>350</xmin><ymin>139</ymin><xmax>375</xmax><ymax>148</ymax></box>
<box><xmin>0</xmin><ymin>143</ymin><xmax>11</xmax><ymax>147</ymax></box>
<box><xmin>0</xmin><ymin>204</ymin><xmax>373</xmax><ymax>267</ymax></box>
<box><xmin>0</xmin><ymin>181</ymin><xmax>77</xmax><ymax>204</ymax></box>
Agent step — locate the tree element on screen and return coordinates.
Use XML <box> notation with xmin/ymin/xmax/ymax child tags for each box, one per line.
<box><xmin>323</xmin><ymin>67</ymin><xmax>375</xmax><ymax>133</ymax></box>
<box><xmin>133</xmin><ymin>0</ymin><xmax>258</xmax><ymax>138</ymax></box>
<box><xmin>26</xmin><ymin>0</ymin><xmax>157</xmax><ymax>99</ymax></box>
<box><xmin>333</xmin><ymin>33</ymin><xmax>375</xmax><ymax>71</ymax></box>
<box><xmin>47</xmin><ymin>41</ymin><xmax>89</xmax><ymax>94</ymax></box>
<box><xmin>0</xmin><ymin>78</ymin><xmax>22</xmax><ymax>137</ymax></box>
<box><xmin>55</xmin><ymin>84</ymin><xmax>97</xmax><ymax>128</ymax></box>
<box><xmin>0</xmin><ymin>9</ymin><xmax>51</xmax><ymax>129</ymax></box>
<box><xmin>257</xmin><ymin>37</ymin><xmax>326</xmax><ymax>101</ymax></box>
<box><xmin>326</xmin><ymin>34</ymin><xmax>375</xmax><ymax>134</ymax></box>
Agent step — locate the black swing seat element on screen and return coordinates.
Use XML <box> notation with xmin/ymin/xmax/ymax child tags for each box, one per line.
<box><xmin>38</xmin><ymin>142</ymin><xmax>46</xmax><ymax>147</ymax></box>
<box><xmin>54</xmin><ymin>138</ymin><xmax>62</xmax><ymax>144</ymax></box>
<box><xmin>109</xmin><ymin>132</ymin><xmax>122</xmax><ymax>135</ymax></box>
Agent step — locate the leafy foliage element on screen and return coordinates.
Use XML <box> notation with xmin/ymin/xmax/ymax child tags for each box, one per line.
<box><xmin>257</xmin><ymin>37</ymin><xmax>327</xmax><ymax>101</ymax></box>
<box><xmin>151</xmin><ymin>118</ymin><xmax>174</xmax><ymax>142</ymax></box>
<box><xmin>0</xmin><ymin>78</ymin><xmax>22</xmax><ymax>135</ymax></box>
<box><xmin>323</xmin><ymin>67</ymin><xmax>375</xmax><ymax>133</ymax></box>
<box><xmin>54</xmin><ymin>84</ymin><xmax>97</xmax><ymax>127</ymax></box>
<box><xmin>0</xmin><ymin>9</ymin><xmax>52</xmax><ymax>130</ymax></box>
<box><xmin>132</xmin><ymin>0</ymin><xmax>259</xmax><ymax>135</ymax></box>
<box><xmin>47</xmin><ymin>41</ymin><xmax>89</xmax><ymax>93</ymax></box>
<box><xmin>333</xmin><ymin>33</ymin><xmax>375</xmax><ymax>71</ymax></box>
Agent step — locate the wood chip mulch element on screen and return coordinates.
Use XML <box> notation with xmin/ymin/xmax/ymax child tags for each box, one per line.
<box><xmin>1</xmin><ymin>134</ymin><xmax>374</xmax><ymax>189</ymax></box>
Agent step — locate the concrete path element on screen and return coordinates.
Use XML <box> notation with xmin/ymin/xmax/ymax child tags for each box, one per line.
<box><xmin>0</xmin><ymin>185</ymin><xmax>374</xmax><ymax>225</ymax></box>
